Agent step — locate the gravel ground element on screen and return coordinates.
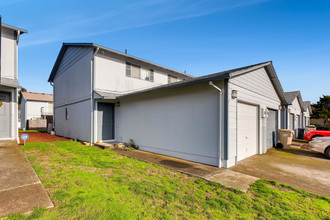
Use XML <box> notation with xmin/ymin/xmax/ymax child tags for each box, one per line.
<box><xmin>19</xmin><ymin>132</ymin><xmax>71</xmax><ymax>145</ymax></box>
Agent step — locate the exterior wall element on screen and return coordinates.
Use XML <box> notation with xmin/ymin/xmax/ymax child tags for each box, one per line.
<box><xmin>20</xmin><ymin>99</ymin><xmax>52</xmax><ymax>129</ymax></box>
<box><xmin>54</xmin><ymin>100</ymin><xmax>91</xmax><ymax>141</ymax></box>
<box><xmin>94</xmin><ymin>54</ymin><xmax>185</xmax><ymax>94</ymax></box>
<box><xmin>1</xmin><ymin>27</ymin><xmax>17</xmax><ymax>79</ymax></box>
<box><xmin>280</xmin><ymin>105</ymin><xmax>288</xmax><ymax>129</ymax></box>
<box><xmin>303</xmin><ymin>108</ymin><xmax>310</xmax><ymax>127</ymax></box>
<box><xmin>226</xmin><ymin>67</ymin><xmax>281</xmax><ymax>167</ymax></box>
<box><xmin>20</xmin><ymin>98</ymin><xmax>26</xmax><ymax>129</ymax></box>
<box><xmin>0</xmin><ymin>86</ymin><xmax>18</xmax><ymax>140</ymax></box>
<box><xmin>53</xmin><ymin>47</ymin><xmax>94</xmax><ymax>141</ymax></box>
<box><xmin>115</xmin><ymin>81</ymin><xmax>224</xmax><ymax>166</ymax></box>
<box><xmin>287</xmin><ymin>97</ymin><xmax>302</xmax><ymax>136</ymax></box>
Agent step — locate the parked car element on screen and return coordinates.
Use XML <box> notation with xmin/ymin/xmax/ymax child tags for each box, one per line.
<box><xmin>305</xmin><ymin>125</ymin><xmax>316</xmax><ymax>132</ymax></box>
<box><xmin>304</xmin><ymin>130</ymin><xmax>330</xmax><ymax>141</ymax></box>
<box><xmin>309</xmin><ymin>137</ymin><xmax>330</xmax><ymax>158</ymax></box>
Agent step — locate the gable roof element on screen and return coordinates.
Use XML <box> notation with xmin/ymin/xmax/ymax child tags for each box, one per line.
<box><xmin>284</xmin><ymin>91</ymin><xmax>299</xmax><ymax>104</ymax></box>
<box><xmin>21</xmin><ymin>92</ymin><xmax>53</xmax><ymax>102</ymax></box>
<box><xmin>48</xmin><ymin>43</ymin><xmax>194</xmax><ymax>82</ymax></box>
<box><xmin>303</xmin><ymin>101</ymin><xmax>312</xmax><ymax>114</ymax></box>
<box><xmin>284</xmin><ymin>91</ymin><xmax>304</xmax><ymax>109</ymax></box>
<box><xmin>118</xmin><ymin>61</ymin><xmax>288</xmax><ymax>104</ymax></box>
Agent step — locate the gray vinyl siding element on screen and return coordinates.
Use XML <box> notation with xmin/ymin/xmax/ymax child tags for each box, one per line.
<box><xmin>116</xmin><ymin>81</ymin><xmax>224</xmax><ymax>167</ymax></box>
<box><xmin>54</xmin><ymin>100</ymin><xmax>91</xmax><ymax>141</ymax></box>
<box><xmin>53</xmin><ymin>47</ymin><xmax>94</xmax><ymax>141</ymax></box>
<box><xmin>20</xmin><ymin>98</ymin><xmax>26</xmax><ymax>129</ymax></box>
<box><xmin>56</xmin><ymin>47</ymin><xmax>93</xmax><ymax>78</ymax></box>
<box><xmin>226</xmin><ymin>67</ymin><xmax>281</xmax><ymax>167</ymax></box>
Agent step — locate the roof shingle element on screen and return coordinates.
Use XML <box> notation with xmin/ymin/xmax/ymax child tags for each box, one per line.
<box><xmin>21</xmin><ymin>92</ymin><xmax>53</xmax><ymax>102</ymax></box>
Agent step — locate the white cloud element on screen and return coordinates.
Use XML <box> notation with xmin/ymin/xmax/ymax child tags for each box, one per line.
<box><xmin>20</xmin><ymin>0</ymin><xmax>269</xmax><ymax>47</ymax></box>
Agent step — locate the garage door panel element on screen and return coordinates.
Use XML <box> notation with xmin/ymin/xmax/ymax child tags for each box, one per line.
<box><xmin>237</xmin><ymin>103</ymin><xmax>258</xmax><ymax>162</ymax></box>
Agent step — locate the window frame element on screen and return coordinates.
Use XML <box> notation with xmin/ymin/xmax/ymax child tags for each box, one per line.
<box><xmin>126</xmin><ymin>62</ymin><xmax>154</xmax><ymax>82</ymax></box>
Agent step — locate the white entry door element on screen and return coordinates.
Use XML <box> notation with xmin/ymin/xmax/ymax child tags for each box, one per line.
<box><xmin>237</xmin><ymin>102</ymin><xmax>258</xmax><ymax>162</ymax></box>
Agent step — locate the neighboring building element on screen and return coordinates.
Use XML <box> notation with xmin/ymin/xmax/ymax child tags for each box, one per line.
<box><xmin>302</xmin><ymin>101</ymin><xmax>312</xmax><ymax>127</ymax></box>
<box><xmin>20</xmin><ymin>92</ymin><xmax>53</xmax><ymax>129</ymax></box>
<box><xmin>0</xmin><ymin>19</ymin><xmax>27</xmax><ymax>141</ymax></box>
<box><xmin>49</xmin><ymin>43</ymin><xmax>287</xmax><ymax>168</ymax></box>
<box><xmin>283</xmin><ymin>91</ymin><xmax>304</xmax><ymax>138</ymax></box>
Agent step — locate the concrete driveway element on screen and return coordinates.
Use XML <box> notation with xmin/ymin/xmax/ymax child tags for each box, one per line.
<box><xmin>0</xmin><ymin>146</ymin><xmax>53</xmax><ymax>217</ymax></box>
<box><xmin>230</xmin><ymin>145</ymin><xmax>330</xmax><ymax>197</ymax></box>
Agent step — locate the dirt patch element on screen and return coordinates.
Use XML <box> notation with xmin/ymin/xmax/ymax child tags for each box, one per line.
<box><xmin>19</xmin><ymin>132</ymin><xmax>71</xmax><ymax>146</ymax></box>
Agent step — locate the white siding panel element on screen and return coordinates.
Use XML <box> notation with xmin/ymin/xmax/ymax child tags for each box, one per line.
<box><xmin>1</xmin><ymin>28</ymin><xmax>17</xmax><ymax>79</ymax></box>
<box><xmin>25</xmin><ymin>101</ymin><xmax>50</xmax><ymax>119</ymax></box>
<box><xmin>94</xmin><ymin>55</ymin><xmax>175</xmax><ymax>94</ymax></box>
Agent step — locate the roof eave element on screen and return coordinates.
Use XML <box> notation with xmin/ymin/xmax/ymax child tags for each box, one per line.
<box><xmin>2</xmin><ymin>23</ymin><xmax>28</xmax><ymax>34</ymax></box>
<box><xmin>117</xmin><ymin>73</ymin><xmax>230</xmax><ymax>99</ymax></box>
<box><xmin>264</xmin><ymin>64</ymin><xmax>288</xmax><ymax>104</ymax></box>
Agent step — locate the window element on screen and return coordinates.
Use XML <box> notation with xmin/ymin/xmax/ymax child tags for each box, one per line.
<box><xmin>65</xmin><ymin>108</ymin><xmax>69</xmax><ymax>120</ymax></box>
<box><xmin>126</xmin><ymin>63</ymin><xmax>154</xmax><ymax>82</ymax></box>
<box><xmin>131</xmin><ymin>64</ymin><xmax>141</xmax><ymax>79</ymax></box>
<box><xmin>145</xmin><ymin>69</ymin><xmax>154</xmax><ymax>82</ymax></box>
<box><xmin>168</xmin><ymin>75</ymin><xmax>178</xmax><ymax>83</ymax></box>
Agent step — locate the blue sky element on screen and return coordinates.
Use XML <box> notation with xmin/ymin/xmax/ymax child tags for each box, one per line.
<box><xmin>1</xmin><ymin>0</ymin><xmax>329</xmax><ymax>103</ymax></box>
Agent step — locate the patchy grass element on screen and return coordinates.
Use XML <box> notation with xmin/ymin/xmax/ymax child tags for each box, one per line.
<box><xmin>6</xmin><ymin>141</ymin><xmax>330</xmax><ymax>219</ymax></box>
<box><xmin>293</xmin><ymin>139</ymin><xmax>309</xmax><ymax>144</ymax></box>
<box><xmin>18</xmin><ymin>130</ymin><xmax>47</xmax><ymax>133</ymax></box>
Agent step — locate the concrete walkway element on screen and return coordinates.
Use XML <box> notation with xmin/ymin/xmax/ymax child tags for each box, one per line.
<box><xmin>0</xmin><ymin>146</ymin><xmax>53</xmax><ymax>217</ymax></box>
<box><xmin>112</xmin><ymin>149</ymin><xmax>259</xmax><ymax>192</ymax></box>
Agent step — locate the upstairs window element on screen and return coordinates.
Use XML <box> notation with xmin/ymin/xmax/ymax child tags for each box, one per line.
<box><xmin>126</xmin><ymin>62</ymin><xmax>154</xmax><ymax>82</ymax></box>
<box><xmin>145</xmin><ymin>69</ymin><xmax>154</xmax><ymax>82</ymax></box>
<box><xmin>168</xmin><ymin>75</ymin><xmax>178</xmax><ymax>83</ymax></box>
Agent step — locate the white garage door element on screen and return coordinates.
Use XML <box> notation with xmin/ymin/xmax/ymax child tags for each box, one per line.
<box><xmin>237</xmin><ymin>103</ymin><xmax>258</xmax><ymax>162</ymax></box>
<box><xmin>266</xmin><ymin>110</ymin><xmax>277</xmax><ymax>149</ymax></box>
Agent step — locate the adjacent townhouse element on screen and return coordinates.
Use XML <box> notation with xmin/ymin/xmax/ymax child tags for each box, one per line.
<box><xmin>302</xmin><ymin>101</ymin><xmax>312</xmax><ymax>127</ymax></box>
<box><xmin>282</xmin><ymin>91</ymin><xmax>305</xmax><ymax>138</ymax></box>
<box><xmin>49</xmin><ymin>43</ymin><xmax>287</xmax><ymax>168</ymax></box>
<box><xmin>20</xmin><ymin>92</ymin><xmax>53</xmax><ymax>129</ymax></box>
<box><xmin>0</xmin><ymin>19</ymin><xmax>27</xmax><ymax>142</ymax></box>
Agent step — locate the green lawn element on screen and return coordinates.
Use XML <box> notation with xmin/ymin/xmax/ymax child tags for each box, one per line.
<box><xmin>8</xmin><ymin>142</ymin><xmax>330</xmax><ymax>219</ymax></box>
<box><xmin>18</xmin><ymin>130</ymin><xmax>47</xmax><ymax>133</ymax></box>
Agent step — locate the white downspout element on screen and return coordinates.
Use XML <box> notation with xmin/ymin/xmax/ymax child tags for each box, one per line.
<box><xmin>90</xmin><ymin>47</ymin><xmax>99</xmax><ymax>144</ymax></box>
<box><xmin>209</xmin><ymin>81</ymin><xmax>223</xmax><ymax>167</ymax></box>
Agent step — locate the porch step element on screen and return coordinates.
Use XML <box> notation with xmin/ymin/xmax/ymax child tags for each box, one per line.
<box><xmin>94</xmin><ymin>141</ymin><xmax>123</xmax><ymax>150</ymax></box>
<box><xmin>0</xmin><ymin>140</ymin><xmax>17</xmax><ymax>147</ymax></box>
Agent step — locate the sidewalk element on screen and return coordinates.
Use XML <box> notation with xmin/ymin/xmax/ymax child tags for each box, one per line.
<box><xmin>0</xmin><ymin>146</ymin><xmax>53</xmax><ymax>217</ymax></box>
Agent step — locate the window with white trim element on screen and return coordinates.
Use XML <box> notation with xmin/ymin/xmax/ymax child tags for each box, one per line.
<box><xmin>126</xmin><ymin>63</ymin><xmax>154</xmax><ymax>82</ymax></box>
